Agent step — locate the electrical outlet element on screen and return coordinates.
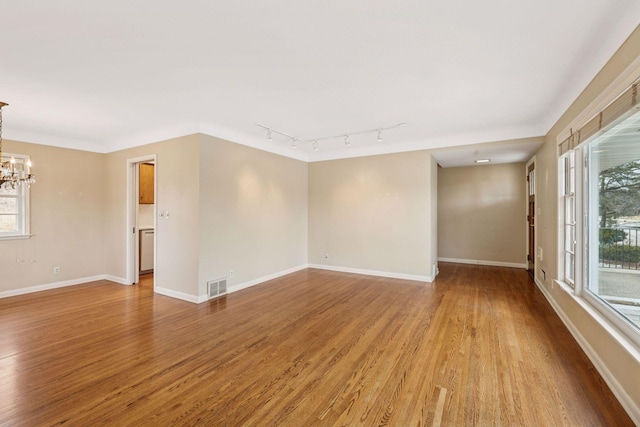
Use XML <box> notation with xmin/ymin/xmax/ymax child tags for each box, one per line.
<box><xmin>165</xmin><ymin>210</ymin><xmax>170</xmax><ymax>220</ymax></box>
<box><xmin>229</xmin><ymin>270</ymin><xmax>234</xmax><ymax>278</ymax></box>
<box><xmin>53</xmin><ymin>266</ymin><xmax>61</xmax><ymax>275</ymax></box>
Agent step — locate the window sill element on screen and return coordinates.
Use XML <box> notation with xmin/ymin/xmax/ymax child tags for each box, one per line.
<box><xmin>555</xmin><ymin>279</ymin><xmax>575</xmax><ymax>295</ymax></box>
<box><xmin>0</xmin><ymin>234</ymin><xmax>32</xmax><ymax>241</ymax></box>
<box><xmin>551</xmin><ymin>278</ymin><xmax>640</xmax><ymax>358</ymax></box>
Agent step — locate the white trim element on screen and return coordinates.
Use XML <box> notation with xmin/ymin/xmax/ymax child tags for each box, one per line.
<box><xmin>438</xmin><ymin>257</ymin><xmax>527</xmax><ymax>269</ymax></box>
<box><xmin>526</xmin><ymin>156</ymin><xmax>536</xmax><ymax>280</ymax></box>
<box><xmin>196</xmin><ymin>264</ymin><xmax>310</xmax><ymax>302</ymax></box>
<box><xmin>535</xmin><ymin>278</ymin><xmax>640</xmax><ymax>425</ymax></box>
<box><xmin>308</xmin><ymin>264</ymin><xmax>434</xmax><ymax>282</ymax></box>
<box><xmin>154</xmin><ymin>286</ymin><xmax>201</xmax><ymax>304</ymax></box>
<box><xmin>126</xmin><ymin>154</ymin><xmax>157</xmax><ymax>287</ymax></box>
<box><xmin>7</xmin><ymin>122</ymin><xmax>542</xmax><ymax>164</ymax></box>
<box><xmin>0</xmin><ymin>152</ymin><xmax>31</xmax><ymax>239</ymax></box>
<box><xmin>104</xmin><ymin>275</ymin><xmax>130</xmax><ymax>285</ymax></box>
<box><xmin>0</xmin><ymin>234</ymin><xmax>32</xmax><ymax>241</ymax></box>
<box><xmin>0</xmin><ymin>275</ymin><xmax>125</xmax><ymax>299</ymax></box>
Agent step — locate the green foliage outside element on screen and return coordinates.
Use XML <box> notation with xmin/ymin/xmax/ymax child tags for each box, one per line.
<box><xmin>599</xmin><ymin>228</ymin><xmax>627</xmax><ymax>246</ymax></box>
<box><xmin>600</xmin><ymin>245</ymin><xmax>640</xmax><ymax>264</ymax></box>
<box><xmin>599</xmin><ymin>160</ymin><xmax>640</xmax><ymax>227</ymax></box>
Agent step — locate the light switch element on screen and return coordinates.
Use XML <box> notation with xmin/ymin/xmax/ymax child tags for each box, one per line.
<box><xmin>158</xmin><ymin>211</ymin><xmax>165</xmax><ymax>220</ymax></box>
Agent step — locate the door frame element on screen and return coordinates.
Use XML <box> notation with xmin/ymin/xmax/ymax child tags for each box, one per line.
<box><xmin>526</xmin><ymin>157</ymin><xmax>536</xmax><ymax>276</ymax></box>
<box><xmin>126</xmin><ymin>154</ymin><xmax>157</xmax><ymax>286</ymax></box>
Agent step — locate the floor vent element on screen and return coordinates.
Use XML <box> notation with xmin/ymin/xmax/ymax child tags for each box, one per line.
<box><xmin>207</xmin><ymin>279</ymin><xmax>227</xmax><ymax>299</ymax></box>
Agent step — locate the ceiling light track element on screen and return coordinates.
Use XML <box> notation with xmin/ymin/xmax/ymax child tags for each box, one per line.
<box><xmin>257</xmin><ymin>123</ymin><xmax>406</xmax><ymax>151</ymax></box>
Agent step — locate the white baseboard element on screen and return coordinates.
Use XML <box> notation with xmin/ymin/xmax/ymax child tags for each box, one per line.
<box><xmin>0</xmin><ymin>275</ymin><xmax>112</xmax><ymax>299</ymax></box>
<box><xmin>308</xmin><ymin>264</ymin><xmax>434</xmax><ymax>282</ymax></box>
<box><xmin>196</xmin><ymin>264</ymin><xmax>309</xmax><ymax>303</ymax></box>
<box><xmin>104</xmin><ymin>275</ymin><xmax>130</xmax><ymax>285</ymax></box>
<box><xmin>196</xmin><ymin>264</ymin><xmax>433</xmax><ymax>302</ymax></box>
<box><xmin>155</xmin><ymin>286</ymin><xmax>201</xmax><ymax>304</ymax></box>
<box><xmin>534</xmin><ymin>278</ymin><xmax>640</xmax><ymax>425</ymax></box>
<box><xmin>438</xmin><ymin>257</ymin><xmax>527</xmax><ymax>269</ymax></box>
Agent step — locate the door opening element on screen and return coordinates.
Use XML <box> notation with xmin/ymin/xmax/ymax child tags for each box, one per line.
<box><xmin>526</xmin><ymin>160</ymin><xmax>535</xmax><ymax>276</ymax></box>
<box><xmin>127</xmin><ymin>155</ymin><xmax>157</xmax><ymax>287</ymax></box>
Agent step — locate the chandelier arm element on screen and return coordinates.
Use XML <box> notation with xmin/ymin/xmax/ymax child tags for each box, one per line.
<box><xmin>0</xmin><ymin>102</ymin><xmax>36</xmax><ymax>189</ymax></box>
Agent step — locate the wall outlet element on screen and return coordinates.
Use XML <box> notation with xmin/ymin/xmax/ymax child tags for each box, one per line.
<box><xmin>324</xmin><ymin>254</ymin><xmax>329</xmax><ymax>260</ymax></box>
<box><xmin>229</xmin><ymin>270</ymin><xmax>234</xmax><ymax>278</ymax></box>
<box><xmin>53</xmin><ymin>266</ymin><xmax>61</xmax><ymax>275</ymax></box>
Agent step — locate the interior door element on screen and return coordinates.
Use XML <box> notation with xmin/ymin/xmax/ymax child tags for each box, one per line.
<box><xmin>527</xmin><ymin>163</ymin><xmax>535</xmax><ymax>273</ymax></box>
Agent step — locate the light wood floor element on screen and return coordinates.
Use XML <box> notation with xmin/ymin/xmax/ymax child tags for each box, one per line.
<box><xmin>0</xmin><ymin>264</ymin><xmax>633</xmax><ymax>426</ymax></box>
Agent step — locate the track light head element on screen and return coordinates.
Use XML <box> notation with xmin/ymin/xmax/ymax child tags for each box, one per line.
<box><xmin>291</xmin><ymin>138</ymin><xmax>298</xmax><ymax>149</ymax></box>
<box><xmin>344</xmin><ymin>135</ymin><xmax>350</xmax><ymax>146</ymax></box>
<box><xmin>377</xmin><ymin>130</ymin><xmax>383</xmax><ymax>142</ymax></box>
<box><xmin>313</xmin><ymin>140</ymin><xmax>319</xmax><ymax>151</ymax></box>
<box><xmin>266</xmin><ymin>129</ymin><xmax>273</xmax><ymax>142</ymax></box>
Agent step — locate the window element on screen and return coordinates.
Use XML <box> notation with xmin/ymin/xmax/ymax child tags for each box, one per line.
<box><xmin>584</xmin><ymin>114</ymin><xmax>640</xmax><ymax>333</ymax></box>
<box><xmin>558</xmin><ymin>81</ymin><xmax>640</xmax><ymax>344</ymax></box>
<box><xmin>560</xmin><ymin>150</ymin><xmax>576</xmax><ymax>287</ymax></box>
<box><xmin>0</xmin><ymin>153</ymin><xmax>31</xmax><ymax>239</ymax></box>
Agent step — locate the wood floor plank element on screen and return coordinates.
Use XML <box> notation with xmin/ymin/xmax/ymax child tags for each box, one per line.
<box><xmin>0</xmin><ymin>265</ymin><xmax>634</xmax><ymax>426</ymax></box>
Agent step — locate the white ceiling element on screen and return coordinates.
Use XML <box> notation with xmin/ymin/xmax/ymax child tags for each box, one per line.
<box><xmin>1</xmin><ymin>1</ymin><xmax>639</xmax><ymax>165</ymax></box>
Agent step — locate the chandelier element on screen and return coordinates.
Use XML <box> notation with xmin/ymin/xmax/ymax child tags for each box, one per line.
<box><xmin>0</xmin><ymin>102</ymin><xmax>35</xmax><ymax>189</ymax></box>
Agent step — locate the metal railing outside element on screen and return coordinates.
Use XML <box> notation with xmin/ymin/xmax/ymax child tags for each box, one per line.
<box><xmin>599</xmin><ymin>227</ymin><xmax>640</xmax><ymax>270</ymax></box>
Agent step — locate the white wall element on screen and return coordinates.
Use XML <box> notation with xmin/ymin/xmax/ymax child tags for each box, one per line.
<box><xmin>535</xmin><ymin>24</ymin><xmax>640</xmax><ymax>422</ymax></box>
<box><xmin>197</xmin><ymin>135</ymin><xmax>308</xmax><ymax>297</ymax></box>
<box><xmin>308</xmin><ymin>150</ymin><xmax>436</xmax><ymax>281</ymax></box>
<box><xmin>105</xmin><ymin>134</ymin><xmax>201</xmax><ymax>297</ymax></box>
<box><xmin>438</xmin><ymin>163</ymin><xmax>526</xmax><ymax>267</ymax></box>
<box><xmin>0</xmin><ymin>140</ymin><xmax>105</xmax><ymax>295</ymax></box>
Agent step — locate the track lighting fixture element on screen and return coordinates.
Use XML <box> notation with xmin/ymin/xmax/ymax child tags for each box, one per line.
<box><xmin>256</xmin><ymin>123</ymin><xmax>405</xmax><ymax>152</ymax></box>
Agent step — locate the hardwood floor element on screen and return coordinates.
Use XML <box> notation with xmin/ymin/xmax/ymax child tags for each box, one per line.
<box><xmin>0</xmin><ymin>264</ymin><xmax>633</xmax><ymax>426</ymax></box>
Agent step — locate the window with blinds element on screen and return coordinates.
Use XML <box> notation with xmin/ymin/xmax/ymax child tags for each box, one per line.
<box><xmin>558</xmin><ymin>79</ymin><xmax>640</xmax><ymax>341</ymax></box>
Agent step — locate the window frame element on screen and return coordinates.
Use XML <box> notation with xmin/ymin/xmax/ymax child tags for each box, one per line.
<box><xmin>557</xmin><ymin>121</ymin><xmax>640</xmax><ymax>349</ymax></box>
<box><xmin>0</xmin><ymin>152</ymin><xmax>31</xmax><ymax>240</ymax></box>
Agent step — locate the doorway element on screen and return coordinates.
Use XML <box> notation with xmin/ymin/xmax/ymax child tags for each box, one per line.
<box><xmin>526</xmin><ymin>159</ymin><xmax>535</xmax><ymax>276</ymax></box>
<box><xmin>127</xmin><ymin>155</ymin><xmax>157</xmax><ymax>286</ymax></box>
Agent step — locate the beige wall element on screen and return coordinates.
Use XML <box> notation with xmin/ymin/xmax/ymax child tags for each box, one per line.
<box><xmin>198</xmin><ymin>135</ymin><xmax>308</xmax><ymax>296</ymax></box>
<box><xmin>438</xmin><ymin>163</ymin><xmax>526</xmax><ymax>265</ymax></box>
<box><xmin>308</xmin><ymin>151</ymin><xmax>436</xmax><ymax>280</ymax></box>
<box><xmin>104</xmin><ymin>134</ymin><xmax>201</xmax><ymax>297</ymax></box>
<box><xmin>104</xmin><ymin>134</ymin><xmax>308</xmax><ymax>300</ymax></box>
<box><xmin>535</xmin><ymin>26</ymin><xmax>640</xmax><ymax>420</ymax></box>
<box><xmin>0</xmin><ymin>140</ymin><xmax>105</xmax><ymax>293</ymax></box>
